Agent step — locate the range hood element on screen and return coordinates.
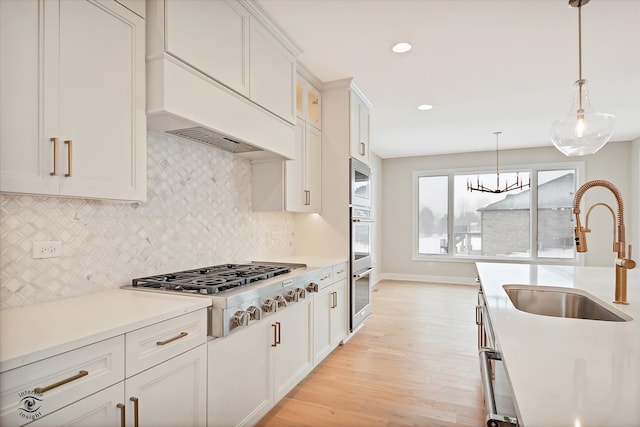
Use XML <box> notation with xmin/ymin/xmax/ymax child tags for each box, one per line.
<box><xmin>146</xmin><ymin>56</ymin><xmax>296</xmax><ymax>161</ymax></box>
<box><xmin>166</xmin><ymin>127</ymin><xmax>262</xmax><ymax>154</ymax></box>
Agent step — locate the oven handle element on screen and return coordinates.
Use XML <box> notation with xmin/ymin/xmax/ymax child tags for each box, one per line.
<box><xmin>479</xmin><ymin>348</ymin><xmax>518</xmax><ymax>427</ymax></box>
<box><xmin>352</xmin><ymin>268</ymin><xmax>374</xmax><ymax>279</ymax></box>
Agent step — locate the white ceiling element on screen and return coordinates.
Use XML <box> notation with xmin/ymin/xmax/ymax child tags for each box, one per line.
<box><xmin>257</xmin><ymin>0</ymin><xmax>640</xmax><ymax>159</ymax></box>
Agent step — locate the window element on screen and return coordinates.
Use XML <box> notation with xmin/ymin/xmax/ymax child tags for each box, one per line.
<box><xmin>415</xmin><ymin>165</ymin><xmax>580</xmax><ymax>261</ymax></box>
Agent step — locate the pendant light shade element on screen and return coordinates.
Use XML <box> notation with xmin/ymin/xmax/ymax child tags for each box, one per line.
<box><xmin>550</xmin><ymin>0</ymin><xmax>615</xmax><ymax>156</ymax></box>
<box><xmin>550</xmin><ymin>79</ymin><xmax>615</xmax><ymax>156</ymax></box>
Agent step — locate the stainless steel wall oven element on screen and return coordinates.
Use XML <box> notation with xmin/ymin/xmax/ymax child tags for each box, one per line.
<box><xmin>350</xmin><ymin>158</ymin><xmax>373</xmax><ymax>331</ymax></box>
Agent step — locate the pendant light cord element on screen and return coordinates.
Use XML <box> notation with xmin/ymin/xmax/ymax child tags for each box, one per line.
<box><xmin>578</xmin><ymin>2</ymin><xmax>584</xmax><ymax>111</ymax></box>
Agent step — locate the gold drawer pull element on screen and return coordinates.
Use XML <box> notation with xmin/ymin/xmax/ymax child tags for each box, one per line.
<box><xmin>156</xmin><ymin>331</ymin><xmax>188</xmax><ymax>346</ymax></box>
<box><xmin>64</xmin><ymin>140</ymin><xmax>73</xmax><ymax>177</ymax></box>
<box><xmin>116</xmin><ymin>403</ymin><xmax>125</xmax><ymax>427</ymax></box>
<box><xmin>50</xmin><ymin>137</ymin><xmax>58</xmax><ymax>176</ymax></box>
<box><xmin>34</xmin><ymin>370</ymin><xmax>88</xmax><ymax>393</ymax></box>
<box><xmin>130</xmin><ymin>396</ymin><xmax>139</xmax><ymax>427</ymax></box>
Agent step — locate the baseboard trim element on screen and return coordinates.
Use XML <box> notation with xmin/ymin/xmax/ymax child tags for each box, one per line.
<box><xmin>376</xmin><ymin>272</ymin><xmax>477</xmax><ymax>286</ymax></box>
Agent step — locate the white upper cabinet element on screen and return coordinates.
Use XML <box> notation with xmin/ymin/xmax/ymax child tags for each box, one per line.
<box><xmin>164</xmin><ymin>0</ymin><xmax>249</xmax><ymax>96</ymax></box>
<box><xmin>0</xmin><ymin>0</ymin><xmax>147</xmax><ymax>202</ymax></box>
<box><xmin>284</xmin><ymin>119</ymin><xmax>321</xmax><ymax>212</ymax></box>
<box><xmin>296</xmin><ymin>75</ymin><xmax>322</xmax><ymax>130</ymax></box>
<box><xmin>350</xmin><ymin>90</ymin><xmax>371</xmax><ymax>165</ymax></box>
<box><xmin>249</xmin><ymin>16</ymin><xmax>296</xmax><ymax>124</ymax></box>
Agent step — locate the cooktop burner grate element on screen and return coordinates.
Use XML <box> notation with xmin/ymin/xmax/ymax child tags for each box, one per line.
<box><xmin>132</xmin><ymin>263</ymin><xmax>293</xmax><ymax>294</ymax></box>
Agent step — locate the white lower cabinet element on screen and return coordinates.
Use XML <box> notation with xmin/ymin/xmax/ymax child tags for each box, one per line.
<box><xmin>208</xmin><ymin>320</ymin><xmax>271</xmax><ymax>427</ymax></box>
<box><xmin>124</xmin><ymin>344</ymin><xmax>207</xmax><ymax>427</ymax></box>
<box><xmin>208</xmin><ymin>297</ymin><xmax>313</xmax><ymax>427</ymax></box>
<box><xmin>312</xmin><ymin>263</ymin><xmax>348</xmax><ymax>365</ymax></box>
<box><xmin>271</xmin><ymin>298</ymin><xmax>313</xmax><ymax>402</ymax></box>
<box><xmin>0</xmin><ymin>309</ymin><xmax>207</xmax><ymax>427</ymax></box>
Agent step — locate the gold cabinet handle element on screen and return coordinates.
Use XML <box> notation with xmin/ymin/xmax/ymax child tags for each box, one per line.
<box><xmin>34</xmin><ymin>370</ymin><xmax>88</xmax><ymax>393</ymax></box>
<box><xmin>64</xmin><ymin>140</ymin><xmax>73</xmax><ymax>177</ymax></box>
<box><xmin>276</xmin><ymin>321</ymin><xmax>281</xmax><ymax>345</ymax></box>
<box><xmin>156</xmin><ymin>331</ymin><xmax>188</xmax><ymax>346</ymax></box>
<box><xmin>304</xmin><ymin>190</ymin><xmax>310</xmax><ymax>206</ymax></box>
<box><xmin>360</xmin><ymin>142</ymin><xmax>365</xmax><ymax>156</ymax></box>
<box><xmin>116</xmin><ymin>403</ymin><xmax>125</xmax><ymax>427</ymax></box>
<box><xmin>271</xmin><ymin>323</ymin><xmax>278</xmax><ymax>347</ymax></box>
<box><xmin>50</xmin><ymin>137</ymin><xmax>58</xmax><ymax>176</ymax></box>
<box><xmin>130</xmin><ymin>397</ymin><xmax>139</xmax><ymax>427</ymax></box>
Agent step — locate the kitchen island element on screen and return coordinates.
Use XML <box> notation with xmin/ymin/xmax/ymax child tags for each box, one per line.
<box><xmin>476</xmin><ymin>262</ymin><xmax>640</xmax><ymax>427</ymax></box>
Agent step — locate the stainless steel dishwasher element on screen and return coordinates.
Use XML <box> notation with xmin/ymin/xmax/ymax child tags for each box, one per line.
<box><xmin>477</xmin><ymin>280</ymin><xmax>519</xmax><ymax>427</ymax></box>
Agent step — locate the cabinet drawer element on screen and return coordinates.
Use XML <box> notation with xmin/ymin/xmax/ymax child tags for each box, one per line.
<box><xmin>125</xmin><ymin>309</ymin><xmax>207</xmax><ymax>377</ymax></box>
<box><xmin>0</xmin><ymin>336</ymin><xmax>124</xmax><ymax>427</ymax></box>
<box><xmin>317</xmin><ymin>267</ymin><xmax>333</xmax><ymax>290</ymax></box>
<box><xmin>332</xmin><ymin>263</ymin><xmax>348</xmax><ymax>282</ymax></box>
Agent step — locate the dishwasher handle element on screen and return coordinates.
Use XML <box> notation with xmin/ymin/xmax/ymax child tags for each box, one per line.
<box><xmin>479</xmin><ymin>348</ymin><xmax>518</xmax><ymax>427</ymax></box>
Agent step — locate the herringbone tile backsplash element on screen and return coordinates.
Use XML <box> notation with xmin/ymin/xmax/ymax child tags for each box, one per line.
<box><xmin>0</xmin><ymin>132</ymin><xmax>294</xmax><ymax>309</ymax></box>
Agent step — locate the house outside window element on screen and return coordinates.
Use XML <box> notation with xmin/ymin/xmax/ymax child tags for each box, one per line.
<box><xmin>414</xmin><ymin>164</ymin><xmax>582</xmax><ymax>262</ymax></box>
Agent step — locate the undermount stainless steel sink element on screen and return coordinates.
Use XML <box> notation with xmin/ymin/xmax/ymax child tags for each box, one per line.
<box><xmin>503</xmin><ymin>285</ymin><xmax>633</xmax><ymax>322</ymax></box>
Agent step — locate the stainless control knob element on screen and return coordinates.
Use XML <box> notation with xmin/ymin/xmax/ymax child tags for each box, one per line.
<box><xmin>285</xmin><ymin>289</ymin><xmax>299</xmax><ymax>303</ymax></box>
<box><xmin>246</xmin><ymin>305</ymin><xmax>262</xmax><ymax>321</ymax></box>
<box><xmin>262</xmin><ymin>298</ymin><xmax>277</xmax><ymax>313</ymax></box>
<box><xmin>231</xmin><ymin>310</ymin><xmax>249</xmax><ymax>329</ymax></box>
<box><xmin>295</xmin><ymin>287</ymin><xmax>306</xmax><ymax>299</ymax></box>
<box><xmin>306</xmin><ymin>282</ymin><xmax>318</xmax><ymax>293</ymax></box>
<box><xmin>274</xmin><ymin>295</ymin><xmax>288</xmax><ymax>308</ymax></box>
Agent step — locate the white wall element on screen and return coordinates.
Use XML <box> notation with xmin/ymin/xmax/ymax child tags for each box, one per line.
<box><xmin>380</xmin><ymin>141</ymin><xmax>634</xmax><ymax>284</ymax></box>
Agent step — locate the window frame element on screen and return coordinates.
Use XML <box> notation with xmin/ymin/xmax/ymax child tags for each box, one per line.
<box><xmin>412</xmin><ymin>161</ymin><xmax>585</xmax><ymax>265</ymax></box>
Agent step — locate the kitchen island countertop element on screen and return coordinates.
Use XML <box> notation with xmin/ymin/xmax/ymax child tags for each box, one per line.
<box><xmin>476</xmin><ymin>262</ymin><xmax>640</xmax><ymax>427</ymax></box>
<box><xmin>0</xmin><ymin>289</ymin><xmax>211</xmax><ymax>373</ymax></box>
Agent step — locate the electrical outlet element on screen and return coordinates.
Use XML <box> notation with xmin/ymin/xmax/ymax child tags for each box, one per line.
<box><xmin>32</xmin><ymin>241</ymin><xmax>62</xmax><ymax>259</ymax></box>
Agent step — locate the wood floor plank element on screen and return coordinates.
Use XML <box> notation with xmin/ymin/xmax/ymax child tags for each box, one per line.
<box><xmin>256</xmin><ymin>281</ymin><xmax>485</xmax><ymax>427</ymax></box>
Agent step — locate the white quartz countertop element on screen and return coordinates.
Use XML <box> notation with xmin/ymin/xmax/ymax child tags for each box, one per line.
<box><xmin>476</xmin><ymin>262</ymin><xmax>640</xmax><ymax>427</ymax></box>
<box><xmin>0</xmin><ymin>289</ymin><xmax>211</xmax><ymax>373</ymax></box>
<box><xmin>262</xmin><ymin>255</ymin><xmax>348</xmax><ymax>268</ymax></box>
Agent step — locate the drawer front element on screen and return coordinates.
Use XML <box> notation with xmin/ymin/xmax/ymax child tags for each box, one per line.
<box><xmin>125</xmin><ymin>309</ymin><xmax>207</xmax><ymax>377</ymax></box>
<box><xmin>317</xmin><ymin>267</ymin><xmax>333</xmax><ymax>290</ymax></box>
<box><xmin>0</xmin><ymin>336</ymin><xmax>124</xmax><ymax>427</ymax></box>
<box><xmin>332</xmin><ymin>262</ymin><xmax>348</xmax><ymax>282</ymax></box>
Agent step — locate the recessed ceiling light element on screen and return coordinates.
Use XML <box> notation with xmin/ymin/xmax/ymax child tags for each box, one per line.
<box><xmin>392</xmin><ymin>42</ymin><xmax>412</xmax><ymax>54</ymax></box>
<box><xmin>418</xmin><ymin>104</ymin><xmax>433</xmax><ymax>111</ymax></box>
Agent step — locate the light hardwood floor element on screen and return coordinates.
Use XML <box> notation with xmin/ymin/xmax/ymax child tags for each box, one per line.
<box><xmin>257</xmin><ymin>280</ymin><xmax>485</xmax><ymax>427</ymax></box>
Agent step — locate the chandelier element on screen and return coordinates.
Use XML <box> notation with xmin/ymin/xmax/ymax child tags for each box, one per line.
<box><xmin>467</xmin><ymin>132</ymin><xmax>530</xmax><ymax>194</ymax></box>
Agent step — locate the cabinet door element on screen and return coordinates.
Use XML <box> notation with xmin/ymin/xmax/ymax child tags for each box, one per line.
<box><xmin>164</xmin><ymin>0</ymin><xmax>249</xmax><ymax>96</ymax></box>
<box><xmin>350</xmin><ymin>93</ymin><xmax>370</xmax><ymax>164</ymax></box>
<box><xmin>313</xmin><ymin>285</ymin><xmax>332</xmax><ymax>365</ymax></box>
<box><xmin>28</xmin><ymin>383</ymin><xmax>124</xmax><ymax>427</ymax></box>
<box><xmin>208</xmin><ymin>322</ymin><xmax>271</xmax><ymax>427</ymax></box>
<box><xmin>249</xmin><ymin>17</ymin><xmax>295</xmax><ymax>124</ymax></box>
<box><xmin>330</xmin><ymin>279</ymin><xmax>349</xmax><ymax>347</ymax></box>
<box><xmin>285</xmin><ymin>119</ymin><xmax>306</xmax><ymax>211</ymax></box>
<box><xmin>125</xmin><ymin>345</ymin><xmax>207</xmax><ymax>427</ymax></box>
<box><xmin>56</xmin><ymin>0</ymin><xmax>145</xmax><ymax>201</ymax></box>
<box><xmin>305</xmin><ymin>125</ymin><xmax>322</xmax><ymax>212</ymax></box>
<box><xmin>306</xmin><ymin>84</ymin><xmax>322</xmax><ymax>130</ymax></box>
<box><xmin>0</xmin><ymin>0</ymin><xmax>59</xmax><ymax>195</ymax></box>
<box><xmin>272</xmin><ymin>299</ymin><xmax>313</xmax><ymax>402</ymax></box>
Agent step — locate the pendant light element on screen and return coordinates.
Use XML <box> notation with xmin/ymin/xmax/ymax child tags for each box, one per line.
<box><xmin>550</xmin><ymin>0</ymin><xmax>614</xmax><ymax>156</ymax></box>
<box><xmin>467</xmin><ymin>132</ymin><xmax>530</xmax><ymax>194</ymax></box>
